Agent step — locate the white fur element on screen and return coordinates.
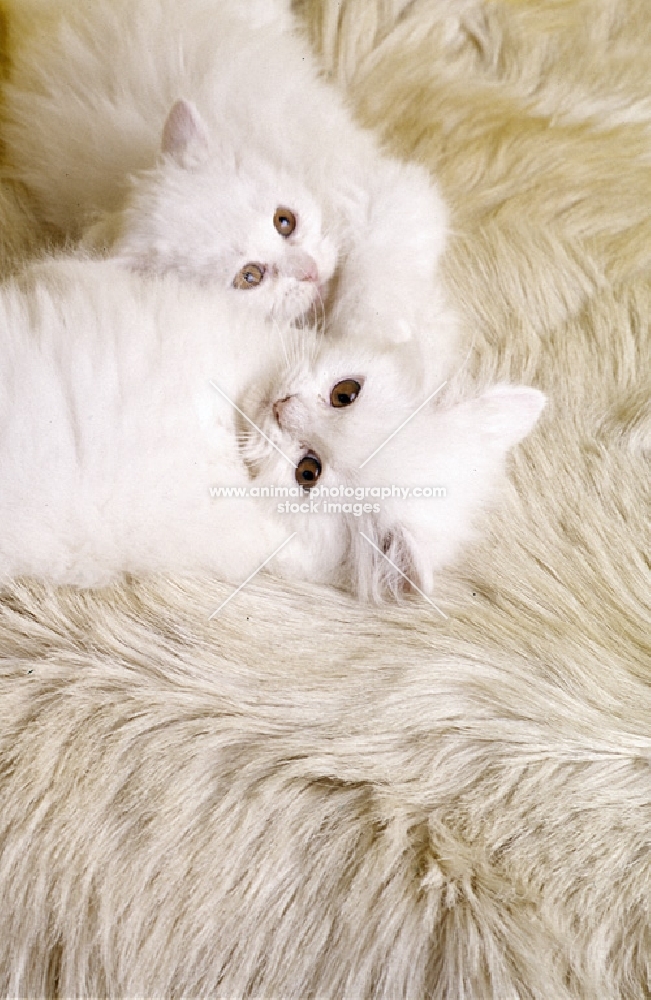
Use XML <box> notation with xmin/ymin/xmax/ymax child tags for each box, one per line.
<box><xmin>0</xmin><ymin>0</ymin><xmax>649</xmax><ymax>995</ymax></box>
<box><xmin>0</xmin><ymin>258</ymin><xmax>542</xmax><ymax>597</ymax></box>
<box><xmin>244</xmin><ymin>335</ymin><xmax>546</xmax><ymax>599</ymax></box>
<box><xmin>0</xmin><ymin>259</ymin><xmax>289</xmax><ymax>586</ymax></box>
<box><xmin>1</xmin><ymin>0</ymin><xmax>455</xmax><ymax>370</ymax></box>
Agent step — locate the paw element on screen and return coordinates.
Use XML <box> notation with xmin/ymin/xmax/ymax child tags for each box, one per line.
<box><xmin>328</xmin><ymin>304</ymin><xmax>415</xmax><ymax>347</ymax></box>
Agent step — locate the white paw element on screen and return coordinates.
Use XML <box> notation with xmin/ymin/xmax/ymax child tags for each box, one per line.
<box><xmin>328</xmin><ymin>308</ymin><xmax>415</xmax><ymax>347</ymax></box>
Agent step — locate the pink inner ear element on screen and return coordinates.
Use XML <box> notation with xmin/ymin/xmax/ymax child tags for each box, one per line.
<box><xmin>161</xmin><ymin>99</ymin><xmax>208</xmax><ymax>161</ymax></box>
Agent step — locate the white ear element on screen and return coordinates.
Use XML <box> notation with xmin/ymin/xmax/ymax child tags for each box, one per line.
<box><xmin>352</xmin><ymin>522</ymin><xmax>434</xmax><ymax>601</ymax></box>
<box><xmin>477</xmin><ymin>385</ymin><xmax>547</xmax><ymax>450</ymax></box>
<box><xmin>161</xmin><ymin>99</ymin><xmax>209</xmax><ymax>167</ymax></box>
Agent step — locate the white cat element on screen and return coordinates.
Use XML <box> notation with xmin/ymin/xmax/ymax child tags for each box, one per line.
<box><xmin>0</xmin><ymin>259</ymin><xmax>545</xmax><ymax>599</ymax></box>
<box><xmin>1</xmin><ymin>0</ymin><xmax>455</xmax><ymax>373</ymax></box>
<box><xmin>0</xmin><ymin>258</ymin><xmax>291</xmax><ymax>588</ymax></box>
<box><xmin>243</xmin><ymin>336</ymin><xmax>547</xmax><ymax>600</ymax></box>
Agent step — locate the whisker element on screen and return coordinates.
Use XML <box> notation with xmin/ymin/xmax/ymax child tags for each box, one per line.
<box><xmin>310</xmin><ymin>285</ymin><xmax>326</xmax><ymax>336</ymax></box>
<box><xmin>271</xmin><ymin>314</ymin><xmax>290</xmax><ymax>366</ymax></box>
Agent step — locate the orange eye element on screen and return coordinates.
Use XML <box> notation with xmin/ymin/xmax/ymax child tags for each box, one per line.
<box><xmin>330</xmin><ymin>378</ymin><xmax>362</xmax><ymax>408</ymax></box>
<box><xmin>295</xmin><ymin>452</ymin><xmax>322</xmax><ymax>489</ymax></box>
<box><xmin>233</xmin><ymin>263</ymin><xmax>265</xmax><ymax>289</ymax></box>
<box><xmin>274</xmin><ymin>207</ymin><xmax>296</xmax><ymax>238</ymax></box>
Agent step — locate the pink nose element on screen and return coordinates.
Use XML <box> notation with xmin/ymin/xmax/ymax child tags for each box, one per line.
<box><xmin>299</xmin><ymin>258</ymin><xmax>319</xmax><ymax>283</ymax></box>
<box><xmin>288</xmin><ymin>252</ymin><xmax>319</xmax><ymax>284</ymax></box>
<box><xmin>273</xmin><ymin>394</ymin><xmax>294</xmax><ymax>427</ymax></box>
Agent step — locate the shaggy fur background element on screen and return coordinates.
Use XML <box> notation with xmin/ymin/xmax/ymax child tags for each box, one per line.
<box><xmin>1</xmin><ymin>0</ymin><xmax>650</xmax><ymax>996</ymax></box>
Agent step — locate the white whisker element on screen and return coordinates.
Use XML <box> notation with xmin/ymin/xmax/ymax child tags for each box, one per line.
<box><xmin>209</xmin><ymin>380</ymin><xmax>297</xmax><ymax>468</ymax></box>
<box><xmin>271</xmin><ymin>314</ymin><xmax>290</xmax><ymax>366</ymax></box>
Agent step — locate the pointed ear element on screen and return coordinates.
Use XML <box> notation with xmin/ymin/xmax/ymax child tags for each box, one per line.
<box><xmin>161</xmin><ymin>99</ymin><xmax>209</xmax><ymax>167</ymax></box>
<box><xmin>477</xmin><ymin>385</ymin><xmax>547</xmax><ymax>450</ymax></box>
<box><xmin>354</xmin><ymin>523</ymin><xmax>433</xmax><ymax>601</ymax></box>
<box><xmin>378</xmin><ymin>525</ymin><xmax>434</xmax><ymax>598</ymax></box>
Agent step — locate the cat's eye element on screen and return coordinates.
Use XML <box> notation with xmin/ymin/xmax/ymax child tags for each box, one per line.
<box><xmin>233</xmin><ymin>263</ymin><xmax>265</xmax><ymax>289</ymax></box>
<box><xmin>295</xmin><ymin>452</ymin><xmax>322</xmax><ymax>489</ymax></box>
<box><xmin>330</xmin><ymin>378</ymin><xmax>362</xmax><ymax>408</ymax></box>
<box><xmin>274</xmin><ymin>207</ymin><xmax>296</xmax><ymax>238</ymax></box>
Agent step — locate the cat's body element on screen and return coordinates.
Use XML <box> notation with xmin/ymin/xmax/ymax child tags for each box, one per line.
<box><xmin>0</xmin><ymin>258</ymin><xmax>291</xmax><ymax>587</ymax></box>
<box><xmin>1</xmin><ymin>0</ymin><xmax>455</xmax><ymax>374</ymax></box>
<box><xmin>0</xmin><ymin>259</ymin><xmax>545</xmax><ymax>598</ymax></box>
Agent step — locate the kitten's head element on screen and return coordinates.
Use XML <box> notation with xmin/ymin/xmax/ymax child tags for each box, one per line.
<box><xmin>241</xmin><ymin>337</ymin><xmax>547</xmax><ymax>600</ymax></box>
<box><xmin>113</xmin><ymin>100</ymin><xmax>337</xmax><ymax>325</ymax></box>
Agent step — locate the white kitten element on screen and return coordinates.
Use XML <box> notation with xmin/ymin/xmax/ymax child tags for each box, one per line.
<box><xmin>2</xmin><ymin>0</ymin><xmax>455</xmax><ymax>372</ymax></box>
<box><xmin>0</xmin><ymin>259</ymin><xmax>544</xmax><ymax>600</ymax></box>
<box><xmin>105</xmin><ymin>134</ymin><xmax>338</xmax><ymax>327</ymax></box>
<box><xmin>244</xmin><ymin>336</ymin><xmax>547</xmax><ymax>600</ymax></box>
<box><xmin>0</xmin><ymin>258</ymin><xmax>292</xmax><ymax>587</ymax></box>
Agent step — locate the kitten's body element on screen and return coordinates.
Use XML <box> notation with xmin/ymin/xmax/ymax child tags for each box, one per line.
<box><xmin>0</xmin><ymin>259</ymin><xmax>291</xmax><ymax>587</ymax></box>
<box><xmin>2</xmin><ymin>0</ymin><xmax>455</xmax><ymax>372</ymax></box>
<box><xmin>0</xmin><ymin>259</ymin><xmax>544</xmax><ymax>598</ymax></box>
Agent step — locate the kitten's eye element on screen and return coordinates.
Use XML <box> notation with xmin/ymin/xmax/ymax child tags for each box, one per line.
<box><xmin>330</xmin><ymin>379</ymin><xmax>362</xmax><ymax>408</ymax></box>
<box><xmin>233</xmin><ymin>263</ymin><xmax>265</xmax><ymax>289</ymax></box>
<box><xmin>274</xmin><ymin>207</ymin><xmax>297</xmax><ymax>238</ymax></box>
<box><xmin>295</xmin><ymin>451</ymin><xmax>322</xmax><ymax>489</ymax></box>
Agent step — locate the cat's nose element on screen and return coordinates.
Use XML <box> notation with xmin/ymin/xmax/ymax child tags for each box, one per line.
<box><xmin>299</xmin><ymin>257</ymin><xmax>319</xmax><ymax>283</ymax></box>
<box><xmin>289</xmin><ymin>251</ymin><xmax>319</xmax><ymax>284</ymax></box>
<box><xmin>273</xmin><ymin>394</ymin><xmax>295</xmax><ymax>428</ymax></box>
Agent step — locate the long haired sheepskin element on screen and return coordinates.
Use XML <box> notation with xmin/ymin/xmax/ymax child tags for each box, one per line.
<box><xmin>1</xmin><ymin>0</ymin><xmax>650</xmax><ymax>996</ymax></box>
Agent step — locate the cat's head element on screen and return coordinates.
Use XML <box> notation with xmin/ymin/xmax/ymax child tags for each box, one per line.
<box><xmin>113</xmin><ymin>100</ymin><xmax>337</xmax><ymax>325</ymax></box>
<box><xmin>241</xmin><ymin>337</ymin><xmax>547</xmax><ymax>600</ymax></box>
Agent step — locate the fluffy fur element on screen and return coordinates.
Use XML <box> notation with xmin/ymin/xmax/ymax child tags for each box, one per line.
<box><xmin>245</xmin><ymin>336</ymin><xmax>545</xmax><ymax>599</ymax></box>
<box><xmin>0</xmin><ymin>258</ymin><xmax>290</xmax><ymax>586</ymax></box>
<box><xmin>0</xmin><ymin>257</ymin><xmax>541</xmax><ymax>596</ymax></box>
<box><xmin>1</xmin><ymin>0</ymin><xmax>455</xmax><ymax>373</ymax></box>
<box><xmin>0</xmin><ymin>178</ymin><xmax>43</xmax><ymax>273</ymax></box>
<box><xmin>1</xmin><ymin>0</ymin><xmax>651</xmax><ymax>997</ymax></box>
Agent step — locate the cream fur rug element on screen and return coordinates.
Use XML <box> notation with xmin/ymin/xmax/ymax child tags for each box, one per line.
<box><xmin>1</xmin><ymin>1</ymin><xmax>650</xmax><ymax>997</ymax></box>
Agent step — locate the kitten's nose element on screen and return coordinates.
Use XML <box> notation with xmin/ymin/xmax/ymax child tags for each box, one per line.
<box><xmin>289</xmin><ymin>251</ymin><xmax>319</xmax><ymax>284</ymax></box>
<box><xmin>273</xmin><ymin>394</ymin><xmax>295</xmax><ymax>428</ymax></box>
<box><xmin>300</xmin><ymin>257</ymin><xmax>319</xmax><ymax>283</ymax></box>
